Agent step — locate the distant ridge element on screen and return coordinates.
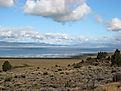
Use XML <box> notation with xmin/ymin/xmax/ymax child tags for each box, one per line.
<box><xmin>0</xmin><ymin>41</ymin><xmax>68</xmax><ymax>47</ymax></box>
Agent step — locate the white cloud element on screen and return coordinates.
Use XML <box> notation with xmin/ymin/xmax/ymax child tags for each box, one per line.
<box><xmin>0</xmin><ymin>26</ymin><xmax>96</xmax><ymax>44</ymax></box>
<box><xmin>78</xmin><ymin>36</ymin><xmax>89</xmax><ymax>42</ymax></box>
<box><xmin>108</xmin><ymin>18</ymin><xmax>121</xmax><ymax>31</ymax></box>
<box><xmin>0</xmin><ymin>0</ymin><xmax>15</xmax><ymax>7</ymax></box>
<box><xmin>44</xmin><ymin>33</ymin><xmax>71</xmax><ymax>40</ymax></box>
<box><xmin>0</xmin><ymin>26</ymin><xmax>73</xmax><ymax>43</ymax></box>
<box><xmin>24</xmin><ymin>0</ymin><xmax>91</xmax><ymax>22</ymax></box>
<box><xmin>1</xmin><ymin>26</ymin><xmax>113</xmax><ymax>44</ymax></box>
<box><xmin>1</xmin><ymin>26</ymin><xmax>118</xmax><ymax>46</ymax></box>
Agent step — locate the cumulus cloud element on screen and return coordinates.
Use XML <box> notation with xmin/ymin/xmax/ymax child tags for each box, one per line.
<box><xmin>78</xmin><ymin>36</ymin><xmax>89</xmax><ymax>42</ymax></box>
<box><xmin>1</xmin><ymin>26</ymin><xmax>120</xmax><ymax>47</ymax></box>
<box><xmin>0</xmin><ymin>26</ymin><xmax>96</xmax><ymax>44</ymax></box>
<box><xmin>24</xmin><ymin>0</ymin><xmax>91</xmax><ymax>22</ymax></box>
<box><xmin>0</xmin><ymin>0</ymin><xmax>16</xmax><ymax>7</ymax></box>
<box><xmin>108</xmin><ymin>18</ymin><xmax>121</xmax><ymax>31</ymax></box>
<box><xmin>0</xmin><ymin>26</ymin><xmax>73</xmax><ymax>43</ymax></box>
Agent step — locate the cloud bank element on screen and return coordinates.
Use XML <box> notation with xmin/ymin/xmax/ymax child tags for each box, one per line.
<box><xmin>0</xmin><ymin>26</ymin><xmax>73</xmax><ymax>43</ymax></box>
<box><xmin>0</xmin><ymin>26</ymin><xmax>120</xmax><ymax>46</ymax></box>
<box><xmin>0</xmin><ymin>0</ymin><xmax>15</xmax><ymax>7</ymax></box>
<box><xmin>108</xmin><ymin>18</ymin><xmax>121</xmax><ymax>31</ymax></box>
<box><xmin>0</xmin><ymin>27</ymin><xmax>119</xmax><ymax>44</ymax></box>
<box><xmin>0</xmin><ymin>26</ymin><xmax>97</xmax><ymax>44</ymax></box>
<box><xmin>24</xmin><ymin>0</ymin><xmax>91</xmax><ymax>22</ymax></box>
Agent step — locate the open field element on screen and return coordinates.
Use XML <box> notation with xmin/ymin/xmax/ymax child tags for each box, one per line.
<box><xmin>0</xmin><ymin>53</ymin><xmax>120</xmax><ymax>91</ymax></box>
<box><xmin>0</xmin><ymin>58</ymin><xmax>80</xmax><ymax>70</ymax></box>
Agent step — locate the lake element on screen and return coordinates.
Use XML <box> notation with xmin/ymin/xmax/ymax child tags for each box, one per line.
<box><xmin>0</xmin><ymin>46</ymin><xmax>116</xmax><ymax>58</ymax></box>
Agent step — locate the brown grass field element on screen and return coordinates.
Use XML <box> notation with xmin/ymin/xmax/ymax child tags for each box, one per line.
<box><xmin>0</xmin><ymin>58</ymin><xmax>80</xmax><ymax>69</ymax></box>
<box><xmin>0</xmin><ymin>54</ymin><xmax>120</xmax><ymax>91</ymax></box>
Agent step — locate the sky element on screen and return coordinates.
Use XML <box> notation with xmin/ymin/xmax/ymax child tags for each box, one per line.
<box><xmin>0</xmin><ymin>0</ymin><xmax>121</xmax><ymax>46</ymax></box>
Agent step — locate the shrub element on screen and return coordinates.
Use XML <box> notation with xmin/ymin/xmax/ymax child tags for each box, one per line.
<box><xmin>111</xmin><ymin>49</ymin><xmax>121</xmax><ymax>66</ymax></box>
<box><xmin>43</xmin><ymin>72</ymin><xmax>48</xmax><ymax>75</ymax></box>
<box><xmin>86</xmin><ymin>57</ymin><xmax>92</xmax><ymax>61</ymax></box>
<box><xmin>97</xmin><ymin>52</ymin><xmax>107</xmax><ymax>59</ymax></box>
<box><xmin>58</xmin><ymin>68</ymin><xmax>62</xmax><ymax>71</ymax></box>
<box><xmin>14</xmin><ymin>74</ymin><xmax>26</xmax><ymax>78</ymax></box>
<box><xmin>107</xmin><ymin>56</ymin><xmax>111</xmax><ymax>60</ymax></box>
<box><xmin>4</xmin><ymin>76</ymin><xmax>12</xmax><ymax>82</ymax></box>
<box><xmin>67</xmin><ymin>64</ymin><xmax>70</xmax><ymax>67</ymax></box>
<box><xmin>113</xmin><ymin>73</ymin><xmax>121</xmax><ymax>82</ymax></box>
<box><xmin>60</xmin><ymin>72</ymin><xmax>64</xmax><ymax>74</ymax></box>
<box><xmin>64</xmin><ymin>82</ymin><xmax>71</xmax><ymax>87</ymax></box>
<box><xmin>2</xmin><ymin>61</ymin><xmax>12</xmax><ymax>72</ymax></box>
<box><xmin>72</xmin><ymin>63</ymin><xmax>81</xmax><ymax>68</ymax></box>
<box><xmin>81</xmin><ymin>60</ymin><xmax>84</xmax><ymax>63</ymax></box>
<box><xmin>37</xmin><ymin>67</ymin><xmax>40</xmax><ymax>69</ymax></box>
<box><xmin>55</xmin><ymin>65</ymin><xmax>58</xmax><ymax>67</ymax></box>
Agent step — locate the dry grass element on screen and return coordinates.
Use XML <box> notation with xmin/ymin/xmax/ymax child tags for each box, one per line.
<box><xmin>97</xmin><ymin>82</ymin><xmax>121</xmax><ymax>91</ymax></box>
<box><xmin>0</xmin><ymin>58</ymin><xmax>80</xmax><ymax>70</ymax></box>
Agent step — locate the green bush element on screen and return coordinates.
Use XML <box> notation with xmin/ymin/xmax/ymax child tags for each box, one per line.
<box><xmin>97</xmin><ymin>52</ymin><xmax>107</xmax><ymax>59</ymax></box>
<box><xmin>111</xmin><ymin>49</ymin><xmax>121</xmax><ymax>66</ymax></box>
<box><xmin>107</xmin><ymin>56</ymin><xmax>111</xmax><ymax>60</ymax></box>
<box><xmin>2</xmin><ymin>61</ymin><xmax>12</xmax><ymax>72</ymax></box>
<box><xmin>64</xmin><ymin>82</ymin><xmax>71</xmax><ymax>87</ymax></box>
<box><xmin>113</xmin><ymin>73</ymin><xmax>121</xmax><ymax>82</ymax></box>
<box><xmin>86</xmin><ymin>57</ymin><xmax>92</xmax><ymax>61</ymax></box>
<box><xmin>72</xmin><ymin>63</ymin><xmax>81</xmax><ymax>68</ymax></box>
<box><xmin>4</xmin><ymin>76</ymin><xmax>12</xmax><ymax>82</ymax></box>
<box><xmin>43</xmin><ymin>72</ymin><xmax>48</xmax><ymax>75</ymax></box>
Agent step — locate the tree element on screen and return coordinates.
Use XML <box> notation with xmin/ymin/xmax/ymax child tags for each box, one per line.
<box><xmin>2</xmin><ymin>61</ymin><xmax>12</xmax><ymax>72</ymax></box>
<box><xmin>97</xmin><ymin>52</ymin><xmax>107</xmax><ymax>59</ymax></box>
<box><xmin>111</xmin><ymin>49</ymin><xmax>121</xmax><ymax>66</ymax></box>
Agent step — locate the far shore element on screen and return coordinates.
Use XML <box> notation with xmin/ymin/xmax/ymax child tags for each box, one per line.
<box><xmin>0</xmin><ymin>51</ymin><xmax>113</xmax><ymax>59</ymax></box>
<box><xmin>0</xmin><ymin>51</ymin><xmax>113</xmax><ymax>71</ymax></box>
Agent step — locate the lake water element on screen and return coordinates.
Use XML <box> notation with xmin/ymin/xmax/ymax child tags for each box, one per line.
<box><xmin>0</xmin><ymin>46</ymin><xmax>116</xmax><ymax>58</ymax></box>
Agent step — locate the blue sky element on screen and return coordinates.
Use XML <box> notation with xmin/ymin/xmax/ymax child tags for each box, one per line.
<box><xmin>0</xmin><ymin>0</ymin><xmax>121</xmax><ymax>45</ymax></box>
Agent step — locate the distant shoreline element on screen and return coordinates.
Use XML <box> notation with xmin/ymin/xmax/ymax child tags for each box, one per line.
<box><xmin>0</xmin><ymin>53</ymin><xmax>96</xmax><ymax>59</ymax></box>
<box><xmin>0</xmin><ymin>52</ymin><xmax>113</xmax><ymax>59</ymax></box>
